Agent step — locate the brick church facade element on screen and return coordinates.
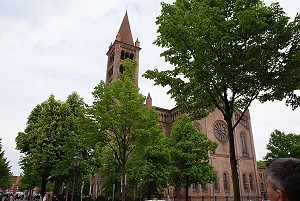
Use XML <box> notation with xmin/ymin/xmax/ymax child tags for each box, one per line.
<box><xmin>92</xmin><ymin>11</ymin><xmax>264</xmax><ymax>201</ymax></box>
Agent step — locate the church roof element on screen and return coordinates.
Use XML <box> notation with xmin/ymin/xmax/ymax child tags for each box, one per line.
<box><xmin>117</xmin><ymin>11</ymin><xmax>134</xmax><ymax>45</ymax></box>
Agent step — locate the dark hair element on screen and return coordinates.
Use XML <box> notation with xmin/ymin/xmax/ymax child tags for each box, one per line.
<box><xmin>267</xmin><ymin>158</ymin><xmax>300</xmax><ymax>201</ymax></box>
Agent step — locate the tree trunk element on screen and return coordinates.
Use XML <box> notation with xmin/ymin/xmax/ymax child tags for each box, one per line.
<box><xmin>53</xmin><ymin>178</ymin><xmax>63</xmax><ymax>197</ymax></box>
<box><xmin>226</xmin><ymin>119</ymin><xmax>241</xmax><ymax>201</ymax></box>
<box><xmin>121</xmin><ymin>160</ymin><xmax>126</xmax><ymax>201</ymax></box>
<box><xmin>41</xmin><ymin>177</ymin><xmax>47</xmax><ymax>199</ymax></box>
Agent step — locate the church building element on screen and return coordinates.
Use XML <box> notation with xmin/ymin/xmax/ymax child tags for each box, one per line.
<box><xmin>92</xmin><ymin>11</ymin><xmax>262</xmax><ymax>201</ymax></box>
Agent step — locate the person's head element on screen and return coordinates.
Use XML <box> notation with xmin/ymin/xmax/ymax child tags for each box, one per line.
<box><xmin>266</xmin><ymin>158</ymin><xmax>300</xmax><ymax>201</ymax></box>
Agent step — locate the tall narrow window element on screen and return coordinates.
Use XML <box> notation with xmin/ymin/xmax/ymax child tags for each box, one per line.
<box><xmin>214</xmin><ymin>176</ymin><xmax>219</xmax><ymax>192</ymax></box>
<box><xmin>223</xmin><ymin>173</ymin><xmax>229</xmax><ymax>191</ymax></box>
<box><xmin>240</xmin><ymin>133</ymin><xmax>247</xmax><ymax>155</ymax></box>
<box><xmin>130</xmin><ymin>53</ymin><xmax>134</xmax><ymax>60</ymax></box>
<box><xmin>108</xmin><ymin>67</ymin><xmax>113</xmax><ymax>77</ymax></box>
<box><xmin>242</xmin><ymin>174</ymin><xmax>247</xmax><ymax>191</ymax></box>
<box><xmin>260</xmin><ymin>182</ymin><xmax>264</xmax><ymax>191</ymax></box>
<box><xmin>110</xmin><ymin>53</ymin><xmax>114</xmax><ymax>64</ymax></box>
<box><xmin>119</xmin><ymin>65</ymin><xmax>125</xmax><ymax>74</ymax></box>
<box><xmin>249</xmin><ymin>174</ymin><xmax>254</xmax><ymax>190</ymax></box>
<box><xmin>121</xmin><ymin>50</ymin><xmax>125</xmax><ymax>60</ymax></box>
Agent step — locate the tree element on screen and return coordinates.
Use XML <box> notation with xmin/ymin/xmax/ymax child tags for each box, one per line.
<box><xmin>144</xmin><ymin>1</ymin><xmax>300</xmax><ymax>200</ymax></box>
<box><xmin>168</xmin><ymin>116</ymin><xmax>217</xmax><ymax>201</ymax></box>
<box><xmin>256</xmin><ymin>160</ymin><xmax>267</xmax><ymax>168</ymax></box>
<box><xmin>16</xmin><ymin>92</ymin><xmax>91</xmax><ymax>198</ymax></box>
<box><xmin>129</xmin><ymin>137</ymin><xmax>172</xmax><ymax>199</ymax></box>
<box><xmin>0</xmin><ymin>138</ymin><xmax>12</xmax><ymax>189</ymax></box>
<box><xmin>264</xmin><ymin>129</ymin><xmax>300</xmax><ymax>161</ymax></box>
<box><xmin>90</xmin><ymin>59</ymin><xmax>164</xmax><ymax>201</ymax></box>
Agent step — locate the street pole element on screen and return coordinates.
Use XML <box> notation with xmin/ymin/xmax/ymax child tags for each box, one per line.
<box><xmin>112</xmin><ymin>183</ymin><xmax>115</xmax><ymax>201</ymax></box>
<box><xmin>71</xmin><ymin>156</ymin><xmax>80</xmax><ymax>201</ymax></box>
<box><xmin>71</xmin><ymin>171</ymin><xmax>77</xmax><ymax>201</ymax></box>
<box><xmin>140</xmin><ymin>179</ymin><xmax>143</xmax><ymax>201</ymax></box>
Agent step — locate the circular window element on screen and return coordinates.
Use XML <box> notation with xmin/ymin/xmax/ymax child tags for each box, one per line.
<box><xmin>214</xmin><ymin>121</ymin><xmax>228</xmax><ymax>142</ymax></box>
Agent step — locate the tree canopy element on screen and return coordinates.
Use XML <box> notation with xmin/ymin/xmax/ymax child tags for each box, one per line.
<box><xmin>90</xmin><ymin>59</ymin><xmax>166</xmax><ymax>201</ymax></box>
<box><xmin>144</xmin><ymin>0</ymin><xmax>300</xmax><ymax>200</ymax></box>
<box><xmin>168</xmin><ymin>116</ymin><xmax>217</xmax><ymax>201</ymax></box>
<box><xmin>264</xmin><ymin>129</ymin><xmax>300</xmax><ymax>161</ymax></box>
<box><xmin>256</xmin><ymin>160</ymin><xmax>267</xmax><ymax>168</ymax></box>
<box><xmin>15</xmin><ymin>92</ymin><xmax>91</xmax><ymax>197</ymax></box>
<box><xmin>0</xmin><ymin>138</ymin><xmax>12</xmax><ymax>189</ymax></box>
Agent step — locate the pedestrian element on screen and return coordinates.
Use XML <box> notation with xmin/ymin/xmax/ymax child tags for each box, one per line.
<box><xmin>266</xmin><ymin>158</ymin><xmax>300</xmax><ymax>201</ymax></box>
<box><xmin>42</xmin><ymin>194</ymin><xmax>47</xmax><ymax>201</ymax></box>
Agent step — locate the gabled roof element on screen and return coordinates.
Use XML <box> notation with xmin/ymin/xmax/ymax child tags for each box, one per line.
<box><xmin>117</xmin><ymin>11</ymin><xmax>134</xmax><ymax>45</ymax></box>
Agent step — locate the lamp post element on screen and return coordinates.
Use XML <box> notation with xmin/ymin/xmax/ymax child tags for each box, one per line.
<box><xmin>71</xmin><ymin>155</ymin><xmax>80</xmax><ymax>201</ymax></box>
<box><xmin>140</xmin><ymin>179</ymin><xmax>143</xmax><ymax>201</ymax></box>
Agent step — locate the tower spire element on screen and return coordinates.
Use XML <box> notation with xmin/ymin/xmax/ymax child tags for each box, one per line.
<box><xmin>105</xmin><ymin>10</ymin><xmax>141</xmax><ymax>84</ymax></box>
<box><xmin>117</xmin><ymin>10</ymin><xmax>134</xmax><ymax>45</ymax></box>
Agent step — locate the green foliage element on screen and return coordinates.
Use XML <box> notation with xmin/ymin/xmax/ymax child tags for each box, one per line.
<box><xmin>15</xmin><ymin>92</ymin><xmax>91</xmax><ymax>197</ymax></box>
<box><xmin>256</xmin><ymin>160</ymin><xmax>267</xmax><ymax>168</ymax></box>
<box><xmin>129</xmin><ymin>137</ymin><xmax>172</xmax><ymax>198</ymax></box>
<box><xmin>168</xmin><ymin>116</ymin><xmax>217</xmax><ymax>200</ymax></box>
<box><xmin>144</xmin><ymin>1</ymin><xmax>300</xmax><ymax>200</ymax></box>
<box><xmin>0</xmin><ymin>138</ymin><xmax>12</xmax><ymax>189</ymax></box>
<box><xmin>264</xmin><ymin>129</ymin><xmax>300</xmax><ymax>161</ymax></box>
<box><xmin>89</xmin><ymin>59</ymin><xmax>167</xmax><ymax>200</ymax></box>
<box><xmin>145</xmin><ymin>0</ymin><xmax>300</xmax><ymax>120</ymax></box>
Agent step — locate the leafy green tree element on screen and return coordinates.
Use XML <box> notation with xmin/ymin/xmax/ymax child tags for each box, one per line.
<box><xmin>256</xmin><ymin>160</ymin><xmax>267</xmax><ymax>168</ymax></box>
<box><xmin>128</xmin><ymin>137</ymin><xmax>172</xmax><ymax>199</ymax></box>
<box><xmin>16</xmin><ymin>92</ymin><xmax>91</xmax><ymax>198</ymax></box>
<box><xmin>144</xmin><ymin>1</ymin><xmax>300</xmax><ymax>200</ymax></box>
<box><xmin>168</xmin><ymin>116</ymin><xmax>217</xmax><ymax>201</ymax></box>
<box><xmin>17</xmin><ymin>162</ymin><xmax>40</xmax><ymax>192</ymax></box>
<box><xmin>0</xmin><ymin>138</ymin><xmax>12</xmax><ymax>189</ymax></box>
<box><xmin>264</xmin><ymin>129</ymin><xmax>300</xmax><ymax>161</ymax></box>
<box><xmin>98</xmin><ymin>135</ymin><xmax>170</xmax><ymax>200</ymax></box>
<box><xmin>95</xmin><ymin>147</ymin><xmax>121</xmax><ymax>199</ymax></box>
<box><xmin>90</xmin><ymin>59</ymin><xmax>164</xmax><ymax>201</ymax></box>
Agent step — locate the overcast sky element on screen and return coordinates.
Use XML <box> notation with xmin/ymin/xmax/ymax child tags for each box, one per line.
<box><xmin>0</xmin><ymin>0</ymin><xmax>299</xmax><ymax>175</ymax></box>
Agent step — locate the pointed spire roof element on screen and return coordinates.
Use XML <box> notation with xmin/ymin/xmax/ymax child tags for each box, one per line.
<box><xmin>117</xmin><ymin>11</ymin><xmax>134</xmax><ymax>45</ymax></box>
<box><xmin>147</xmin><ymin>93</ymin><xmax>152</xmax><ymax>99</ymax></box>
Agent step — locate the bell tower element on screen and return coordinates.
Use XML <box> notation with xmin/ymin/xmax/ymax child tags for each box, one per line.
<box><xmin>106</xmin><ymin>11</ymin><xmax>141</xmax><ymax>84</ymax></box>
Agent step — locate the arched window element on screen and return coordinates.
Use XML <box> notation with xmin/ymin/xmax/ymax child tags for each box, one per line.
<box><xmin>121</xmin><ymin>50</ymin><xmax>125</xmax><ymax>60</ymax></box>
<box><xmin>108</xmin><ymin>67</ymin><xmax>113</xmax><ymax>77</ymax></box>
<box><xmin>260</xmin><ymin>182</ymin><xmax>264</xmax><ymax>191</ymax></box>
<box><xmin>242</xmin><ymin>174</ymin><xmax>248</xmax><ymax>191</ymax></box>
<box><xmin>110</xmin><ymin>53</ymin><xmax>114</xmax><ymax>64</ymax></box>
<box><xmin>130</xmin><ymin>53</ymin><xmax>134</xmax><ymax>60</ymax></box>
<box><xmin>249</xmin><ymin>174</ymin><xmax>254</xmax><ymax>190</ymax></box>
<box><xmin>125</xmin><ymin>52</ymin><xmax>130</xmax><ymax>59</ymax></box>
<box><xmin>240</xmin><ymin>133</ymin><xmax>248</xmax><ymax>155</ymax></box>
<box><xmin>223</xmin><ymin>173</ymin><xmax>229</xmax><ymax>191</ymax></box>
<box><xmin>213</xmin><ymin>175</ymin><xmax>219</xmax><ymax>192</ymax></box>
<box><xmin>119</xmin><ymin>65</ymin><xmax>125</xmax><ymax>74</ymax></box>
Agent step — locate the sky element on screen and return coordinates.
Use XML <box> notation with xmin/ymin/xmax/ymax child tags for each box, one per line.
<box><xmin>0</xmin><ymin>0</ymin><xmax>299</xmax><ymax>176</ymax></box>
